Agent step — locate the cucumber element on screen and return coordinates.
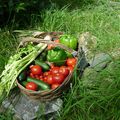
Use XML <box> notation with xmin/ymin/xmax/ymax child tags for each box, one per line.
<box><xmin>27</xmin><ymin>77</ymin><xmax>50</xmax><ymax>90</ymax></box>
<box><xmin>35</xmin><ymin>59</ymin><xmax>50</xmax><ymax>71</ymax></box>
<box><xmin>36</xmin><ymin>51</ymin><xmax>47</xmax><ymax>61</ymax></box>
<box><xmin>17</xmin><ymin>70</ymin><xmax>27</xmax><ymax>82</ymax></box>
<box><xmin>21</xmin><ymin>81</ymin><xmax>28</xmax><ymax>87</ymax></box>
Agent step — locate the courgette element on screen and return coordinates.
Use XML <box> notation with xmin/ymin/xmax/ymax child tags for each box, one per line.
<box><xmin>27</xmin><ymin>77</ymin><xmax>50</xmax><ymax>90</ymax></box>
<box><xmin>17</xmin><ymin>70</ymin><xmax>27</xmax><ymax>82</ymax></box>
<box><xmin>21</xmin><ymin>81</ymin><xmax>28</xmax><ymax>87</ymax></box>
<box><xmin>36</xmin><ymin>50</ymin><xmax>47</xmax><ymax>61</ymax></box>
<box><xmin>35</xmin><ymin>59</ymin><xmax>50</xmax><ymax>71</ymax></box>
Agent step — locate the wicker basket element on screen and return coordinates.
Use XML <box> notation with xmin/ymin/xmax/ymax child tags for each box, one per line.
<box><xmin>16</xmin><ymin>32</ymin><xmax>81</xmax><ymax>101</ymax></box>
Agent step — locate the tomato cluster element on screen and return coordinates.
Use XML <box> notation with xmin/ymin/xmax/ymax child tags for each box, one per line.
<box><xmin>28</xmin><ymin>57</ymin><xmax>77</xmax><ymax>89</ymax></box>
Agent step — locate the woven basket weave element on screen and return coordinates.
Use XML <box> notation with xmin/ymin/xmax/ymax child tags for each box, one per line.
<box><xmin>16</xmin><ymin>32</ymin><xmax>81</xmax><ymax>101</ymax></box>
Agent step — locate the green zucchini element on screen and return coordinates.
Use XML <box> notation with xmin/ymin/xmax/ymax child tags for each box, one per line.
<box><xmin>17</xmin><ymin>70</ymin><xmax>27</xmax><ymax>82</ymax></box>
<box><xmin>36</xmin><ymin>50</ymin><xmax>47</xmax><ymax>61</ymax></box>
<box><xmin>21</xmin><ymin>81</ymin><xmax>28</xmax><ymax>87</ymax></box>
<box><xmin>35</xmin><ymin>59</ymin><xmax>50</xmax><ymax>71</ymax></box>
<box><xmin>27</xmin><ymin>77</ymin><xmax>50</xmax><ymax>90</ymax></box>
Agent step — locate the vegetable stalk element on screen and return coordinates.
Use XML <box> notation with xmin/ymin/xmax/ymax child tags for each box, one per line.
<box><xmin>0</xmin><ymin>43</ymin><xmax>47</xmax><ymax>96</ymax></box>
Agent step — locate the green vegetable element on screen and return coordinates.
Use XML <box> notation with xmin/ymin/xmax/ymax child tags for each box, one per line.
<box><xmin>17</xmin><ymin>70</ymin><xmax>27</xmax><ymax>82</ymax></box>
<box><xmin>35</xmin><ymin>59</ymin><xmax>50</xmax><ymax>71</ymax></box>
<box><xmin>36</xmin><ymin>50</ymin><xmax>47</xmax><ymax>61</ymax></box>
<box><xmin>59</xmin><ymin>34</ymin><xmax>78</xmax><ymax>50</ymax></box>
<box><xmin>27</xmin><ymin>77</ymin><xmax>50</xmax><ymax>90</ymax></box>
<box><xmin>66</xmin><ymin>51</ymin><xmax>73</xmax><ymax>58</ymax></box>
<box><xmin>47</xmin><ymin>47</ymin><xmax>67</xmax><ymax>66</ymax></box>
<box><xmin>21</xmin><ymin>81</ymin><xmax>28</xmax><ymax>87</ymax></box>
<box><xmin>0</xmin><ymin>43</ymin><xmax>47</xmax><ymax>96</ymax></box>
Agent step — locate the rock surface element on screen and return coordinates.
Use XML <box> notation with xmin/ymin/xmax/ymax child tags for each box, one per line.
<box><xmin>81</xmin><ymin>52</ymin><xmax>112</xmax><ymax>88</ymax></box>
<box><xmin>89</xmin><ymin>53</ymin><xmax>112</xmax><ymax>71</ymax></box>
<box><xmin>78</xmin><ymin>32</ymin><xmax>97</xmax><ymax>61</ymax></box>
<box><xmin>2</xmin><ymin>92</ymin><xmax>63</xmax><ymax>120</ymax></box>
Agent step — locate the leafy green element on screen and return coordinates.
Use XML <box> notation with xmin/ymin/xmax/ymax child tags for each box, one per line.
<box><xmin>0</xmin><ymin>43</ymin><xmax>47</xmax><ymax>97</ymax></box>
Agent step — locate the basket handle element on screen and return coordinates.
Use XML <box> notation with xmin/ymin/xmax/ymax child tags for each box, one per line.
<box><xmin>18</xmin><ymin>37</ymin><xmax>78</xmax><ymax>57</ymax></box>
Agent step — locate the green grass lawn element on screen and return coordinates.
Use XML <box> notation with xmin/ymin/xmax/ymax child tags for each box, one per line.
<box><xmin>0</xmin><ymin>0</ymin><xmax>120</xmax><ymax>119</ymax></box>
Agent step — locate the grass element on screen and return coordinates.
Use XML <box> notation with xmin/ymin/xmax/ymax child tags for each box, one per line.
<box><xmin>0</xmin><ymin>0</ymin><xmax>120</xmax><ymax>119</ymax></box>
<box><xmin>0</xmin><ymin>110</ymin><xmax>13</xmax><ymax>120</ymax></box>
<box><xmin>31</xmin><ymin>1</ymin><xmax>119</xmax><ymax>53</ymax></box>
<box><xmin>58</xmin><ymin>60</ymin><xmax>120</xmax><ymax>120</ymax></box>
<box><xmin>0</xmin><ymin>30</ymin><xmax>18</xmax><ymax>73</ymax></box>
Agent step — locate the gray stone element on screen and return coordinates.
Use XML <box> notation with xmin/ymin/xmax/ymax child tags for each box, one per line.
<box><xmin>78</xmin><ymin>32</ymin><xmax>97</xmax><ymax>60</ymax></box>
<box><xmin>89</xmin><ymin>53</ymin><xmax>112</xmax><ymax>71</ymax></box>
<box><xmin>82</xmin><ymin>55</ymin><xmax>115</xmax><ymax>88</ymax></box>
<box><xmin>2</xmin><ymin>92</ymin><xmax>63</xmax><ymax>120</ymax></box>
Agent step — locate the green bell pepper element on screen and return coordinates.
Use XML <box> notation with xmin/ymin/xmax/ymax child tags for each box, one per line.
<box><xmin>47</xmin><ymin>47</ymin><xmax>67</xmax><ymax>66</ymax></box>
<box><xmin>59</xmin><ymin>34</ymin><xmax>78</xmax><ymax>50</ymax></box>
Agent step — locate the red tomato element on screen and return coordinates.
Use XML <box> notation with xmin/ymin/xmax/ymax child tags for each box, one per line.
<box><xmin>39</xmin><ymin>75</ymin><xmax>43</xmax><ymax>79</ymax></box>
<box><xmin>40</xmin><ymin>78</ymin><xmax>44</xmax><ymax>81</ymax></box>
<box><xmin>29</xmin><ymin>73</ymin><xmax>35</xmax><ymax>78</ymax></box>
<box><xmin>29</xmin><ymin>65</ymin><xmax>34</xmax><ymax>69</ymax></box>
<box><xmin>54</xmin><ymin>39</ymin><xmax>60</xmax><ymax>43</ymax></box>
<box><xmin>52</xmin><ymin>73</ymin><xmax>65</xmax><ymax>84</ymax></box>
<box><xmin>35</xmin><ymin>75</ymin><xmax>39</xmax><ymax>80</ymax></box>
<box><xmin>30</xmin><ymin>65</ymin><xmax>42</xmax><ymax>75</ymax></box>
<box><xmin>47</xmin><ymin>40</ymin><xmax>59</xmax><ymax>50</ymax></box>
<box><xmin>71</xmin><ymin>64</ymin><xmax>75</xmax><ymax>68</ymax></box>
<box><xmin>51</xmin><ymin>67</ymin><xmax>60</xmax><ymax>74</ymax></box>
<box><xmin>50</xmin><ymin>63</ymin><xmax>55</xmax><ymax>69</ymax></box>
<box><xmin>26</xmin><ymin>82</ymin><xmax>38</xmax><ymax>91</ymax></box>
<box><xmin>67</xmin><ymin>66</ymin><xmax>74</xmax><ymax>73</ymax></box>
<box><xmin>59</xmin><ymin>66</ymin><xmax>69</xmax><ymax>77</ymax></box>
<box><xmin>51</xmin><ymin>83</ymin><xmax>60</xmax><ymax>89</ymax></box>
<box><xmin>66</xmin><ymin>58</ymin><xmax>77</xmax><ymax>66</ymax></box>
<box><xmin>46</xmin><ymin>75</ymin><xmax>54</xmax><ymax>85</ymax></box>
<box><xmin>47</xmin><ymin>44</ymin><xmax>54</xmax><ymax>50</ymax></box>
<box><xmin>43</xmin><ymin>71</ymin><xmax>51</xmax><ymax>77</ymax></box>
<box><xmin>43</xmin><ymin>76</ymin><xmax>47</xmax><ymax>83</ymax></box>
